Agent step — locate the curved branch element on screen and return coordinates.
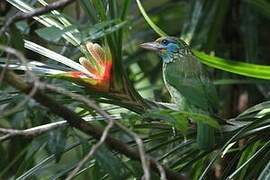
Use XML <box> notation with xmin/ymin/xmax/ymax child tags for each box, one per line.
<box><xmin>0</xmin><ymin>115</ymin><xmax>120</xmax><ymax>142</ymax></box>
<box><xmin>0</xmin><ymin>0</ymin><xmax>76</xmax><ymax>35</ymax></box>
<box><xmin>1</xmin><ymin>69</ymin><xmax>186</xmax><ymax>180</ymax></box>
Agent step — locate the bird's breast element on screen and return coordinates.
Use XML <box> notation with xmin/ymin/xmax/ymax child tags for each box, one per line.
<box><xmin>162</xmin><ymin>63</ymin><xmax>185</xmax><ymax>107</ymax></box>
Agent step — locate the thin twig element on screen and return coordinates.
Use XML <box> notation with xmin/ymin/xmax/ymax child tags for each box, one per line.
<box><xmin>0</xmin><ymin>45</ymin><xmax>37</xmax><ymax>80</ymax></box>
<box><xmin>0</xmin><ymin>0</ymin><xmax>76</xmax><ymax>35</ymax></box>
<box><xmin>2</xmin><ymin>69</ymin><xmax>184</xmax><ymax>180</ymax></box>
<box><xmin>41</xmin><ymin>84</ymin><xmax>101</xmax><ymax>113</ymax></box>
<box><xmin>0</xmin><ymin>115</ymin><xmax>120</xmax><ymax>142</ymax></box>
<box><xmin>114</xmin><ymin>121</ymin><xmax>151</xmax><ymax>180</ymax></box>
<box><xmin>0</xmin><ymin>45</ymin><xmax>39</xmax><ymax>117</ymax></box>
<box><xmin>0</xmin><ymin>57</ymin><xmax>9</xmax><ymax>86</ymax></box>
<box><xmin>42</xmin><ymin>83</ymin><xmax>151</xmax><ymax>180</ymax></box>
<box><xmin>0</xmin><ymin>134</ymin><xmax>12</xmax><ymax>142</ymax></box>
<box><xmin>2</xmin><ymin>64</ymin><xmax>151</xmax><ymax>178</ymax></box>
<box><xmin>0</xmin><ymin>121</ymin><xmax>64</xmax><ymax>141</ymax></box>
<box><xmin>0</xmin><ymin>44</ymin><xmax>184</xmax><ymax>179</ymax></box>
<box><xmin>155</xmin><ymin>161</ymin><xmax>167</xmax><ymax>180</ymax></box>
<box><xmin>65</xmin><ymin>120</ymin><xmax>115</xmax><ymax>180</ymax></box>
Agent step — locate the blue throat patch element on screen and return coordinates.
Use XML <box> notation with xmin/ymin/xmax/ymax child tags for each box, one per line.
<box><xmin>160</xmin><ymin>43</ymin><xmax>179</xmax><ymax>63</ymax></box>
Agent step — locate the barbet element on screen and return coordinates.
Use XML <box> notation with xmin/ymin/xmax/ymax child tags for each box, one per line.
<box><xmin>141</xmin><ymin>37</ymin><xmax>218</xmax><ymax>150</ymax></box>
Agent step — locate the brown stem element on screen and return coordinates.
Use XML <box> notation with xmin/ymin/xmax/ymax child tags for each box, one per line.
<box><xmin>2</xmin><ymin>69</ymin><xmax>186</xmax><ymax>180</ymax></box>
<box><xmin>0</xmin><ymin>0</ymin><xmax>77</xmax><ymax>35</ymax></box>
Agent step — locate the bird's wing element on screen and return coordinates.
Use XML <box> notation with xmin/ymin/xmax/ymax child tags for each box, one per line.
<box><xmin>164</xmin><ymin>55</ymin><xmax>218</xmax><ymax>113</ymax></box>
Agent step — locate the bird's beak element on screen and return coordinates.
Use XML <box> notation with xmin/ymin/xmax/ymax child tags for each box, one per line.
<box><xmin>140</xmin><ymin>42</ymin><xmax>162</xmax><ymax>51</ymax></box>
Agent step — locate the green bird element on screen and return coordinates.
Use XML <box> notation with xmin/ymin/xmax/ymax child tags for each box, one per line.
<box><xmin>141</xmin><ymin>36</ymin><xmax>218</xmax><ymax>150</ymax></box>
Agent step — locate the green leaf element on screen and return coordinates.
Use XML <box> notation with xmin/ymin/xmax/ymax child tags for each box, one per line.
<box><xmin>236</xmin><ymin>141</ymin><xmax>261</xmax><ymax>179</ymax></box>
<box><xmin>227</xmin><ymin>140</ymin><xmax>270</xmax><ymax>179</ymax></box>
<box><xmin>144</xmin><ymin>109</ymin><xmax>220</xmax><ymax>132</ymax></box>
<box><xmin>199</xmin><ymin>119</ymin><xmax>258</xmax><ymax>179</ymax></box>
<box><xmin>258</xmin><ymin>159</ymin><xmax>270</xmax><ymax>180</ymax></box>
<box><xmin>143</xmin><ymin>110</ymin><xmax>188</xmax><ymax>133</ymax></box>
<box><xmin>15</xmin><ymin>139</ymin><xmax>89</xmax><ymax>180</ymax></box>
<box><xmin>24</xmin><ymin>40</ymin><xmax>92</xmax><ymax>76</ymax></box>
<box><xmin>187</xmin><ymin>112</ymin><xmax>220</xmax><ymax>128</ymax></box>
<box><xmin>15</xmin><ymin>21</ymin><xmax>30</xmax><ymax>34</ymax></box>
<box><xmin>135</xmin><ymin>0</ymin><xmax>167</xmax><ymax>36</ymax></box>
<box><xmin>245</xmin><ymin>0</ymin><xmax>270</xmax><ymax>19</ymax></box>
<box><xmin>94</xmin><ymin>145</ymin><xmax>129</xmax><ymax>180</ymax></box>
<box><xmin>7</xmin><ymin>0</ymin><xmax>81</xmax><ymax>46</ymax></box>
<box><xmin>214</xmin><ymin>79</ymin><xmax>269</xmax><ymax>85</ymax></box>
<box><xmin>121</xmin><ymin>0</ymin><xmax>131</xmax><ymax>20</ymax></box>
<box><xmin>194</xmin><ymin>50</ymin><xmax>270</xmax><ymax>80</ymax></box>
<box><xmin>47</xmin><ymin>129</ymin><xmax>67</xmax><ymax>162</ymax></box>
<box><xmin>15</xmin><ymin>139</ymin><xmax>47</xmax><ymax>178</ymax></box>
<box><xmin>87</xmin><ymin>21</ymin><xmax>127</xmax><ymax>40</ymax></box>
<box><xmin>80</xmin><ymin>0</ymin><xmax>96</xmax><ymax>21</ymax></box>
<box><xmin>35</xmin><ymin>26</ymin><xmax>64</xmax><ymax>42</ymax></box>
<box><xmin>91</xmin><ymin>0</ymin><xmax>107</xmax><ymax>21</ymax></box>
<box><xmin>237</xmin><ymin>101</ymin><xmax>270</xmax><ymax>117</ymax></box>
<box><xmin>10</xmin><ymin>25</ymin><xmax>24</xmax><ymax>51</ymax></box>
<box><xmin>0</xmin><ymin>34</ymin><xmax>8</xmax><ymax>56</ymax></box>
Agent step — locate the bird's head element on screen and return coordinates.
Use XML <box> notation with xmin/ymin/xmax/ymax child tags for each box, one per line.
<box><xmin>140</xmin><ymin>36</ymin><xmax>190</xmax><ymax>63</ymax></box>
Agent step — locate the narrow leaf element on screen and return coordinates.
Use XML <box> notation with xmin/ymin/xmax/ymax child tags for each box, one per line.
<box><xmin>135</xmin><ymin>0</ymin><xmax>167</xmax><ymax>36</ymax></box>
<box><xmin>35</xmin><ymin>26</ymin><xmax>63</xmax><ymax>42</ymax></box>
<box><xmin>24</xmin><ymin>40</ymin><xmax>95</xmax><ymax>77</ymax></box>
<box><xmin>258</xmin><ymin>159</ymin><xmax>270</xmax><ymax>180</ymax></box>
<box><xmin>194</xmin><ymin>50</ymin><xmax>270</xmax><ymax>80</ymax></box>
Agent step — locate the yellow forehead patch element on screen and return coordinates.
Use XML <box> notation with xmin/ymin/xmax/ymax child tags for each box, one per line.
<box><xmin>155</xmin><ymin>37</ymin><xmax>166</xmax><ymax>43</ymax></box>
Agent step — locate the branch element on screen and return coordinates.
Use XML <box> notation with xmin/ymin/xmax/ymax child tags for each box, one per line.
<box><xmin>0</xmin><ymin>0</ymin><xmax>76</xmax><ymax>35</ymax></box>
<box><xmin>0</xmin><ymin>45</ymin><xmax>39</xmax><ymax>117</ymax></box>
<box><xmin>1</xmin><ymin>69</ymin><xmax>186</xmax><ymax>180</ymax></box>
<box><xmin>41</xmin><ymin>84</ymin><xmax>151</xmax><ymax>179</ymax></box>
<box><xmin>113</xmin><ymin>121</ymin><xmax>151</xmax><ymax>179</ymax></box>
<box><xmin>65</xmin><ymin>120</ymin><xmax>115</xmax><ymax>180</ymax></box>
<box><xmin>0</xmin><ymin>115</ymin><xmax>120</xmax><ymax>142</ymax></box>
<box><xmin>0</xmin><ymin>122</ymin><xmax>65</xmax><ymax>141</ymax></box>
<box><xmin>0</xmin><ymin>42</ymin><xmax>151</xmax><ymax>178</ymax></box>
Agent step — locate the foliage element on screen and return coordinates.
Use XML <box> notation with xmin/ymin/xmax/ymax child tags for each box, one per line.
<box><xmin>0</xmin><ymin>0</ymin><xmax>270</xmax><ymax>179</ymax></box>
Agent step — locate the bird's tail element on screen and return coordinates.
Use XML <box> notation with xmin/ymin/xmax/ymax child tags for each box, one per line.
<box><xmin>197</xmin><ymin>122</ymin><xmax>215</xmax><ymax>150</ymax></box>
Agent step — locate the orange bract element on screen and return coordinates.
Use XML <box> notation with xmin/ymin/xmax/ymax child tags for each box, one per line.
<box><xmin>64</xmin><ymin>42</ymin><xmax>112</xmax><ymax>91</ymax></box>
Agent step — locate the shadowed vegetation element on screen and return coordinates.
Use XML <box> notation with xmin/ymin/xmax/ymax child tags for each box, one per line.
<box><xmin>0</xmin><ymin>0</ymin><xmax>270</xmax><ymax>179</ymax></box>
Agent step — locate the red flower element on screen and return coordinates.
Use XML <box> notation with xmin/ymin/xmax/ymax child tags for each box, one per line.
<box><xmin>55</xmin><ymin>42</ymin><xmax>112</xmax><ymax>92</ymax></box>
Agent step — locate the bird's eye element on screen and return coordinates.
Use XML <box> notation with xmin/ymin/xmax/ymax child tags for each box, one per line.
<box><xmin>161</xmin><ymin>39</ymin><xmax>169</xmax><ymax>45</ymax></box>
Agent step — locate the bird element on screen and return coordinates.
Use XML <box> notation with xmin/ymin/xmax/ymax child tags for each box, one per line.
<box><xmin>140</xmin><ymin>36</ymin><xmax>219</xmax><ymax>150</ymax></box>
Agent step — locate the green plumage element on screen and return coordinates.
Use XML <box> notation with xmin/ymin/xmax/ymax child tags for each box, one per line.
<box><xmin>141</xmin><ymin>37</ymin><xmax>219</xmax><ymax>150</ymax></box>
<box><xmin>162</xmin><ymin>48</ymin><xmax>218</xmax><ymax>112</ymax></box>
<box><xmin>163</xmin><ymin>49</ymin><xmax>218</xmax><ymax>150</ymax></box>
